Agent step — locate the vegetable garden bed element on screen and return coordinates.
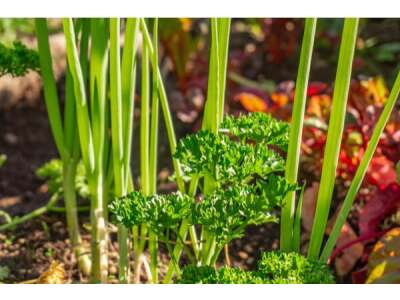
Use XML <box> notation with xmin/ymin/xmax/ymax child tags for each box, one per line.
<box><xmin>1</xmin><ymin>18</ymin><xmax>400</xmax><ymax>284</ymax></box>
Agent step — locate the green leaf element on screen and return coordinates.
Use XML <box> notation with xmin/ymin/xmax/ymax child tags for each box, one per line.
<box><xmin>178</xmin><ymin>265</ymin><xmax>263</xmax><ymax>284</ymax></box>
<box><xmin>109</xmin><ymin>191</ymin><xmax>193</xmax><ymax>234</ymax></box>
<box><xmin>178</xmin><ymin>251</ymin><xmax>334</xmax><ymax>284</ymax></box>
<box><xmin>0</xmin><ymin>41</ymin><xmax>39</xmax><ymax>77</ymax></box>
<box><xmin>193</xmin><ymin>180</ymin><xmax>295</xmax><ymax>247</ymax></box>
<box><xmin>258</xmin><ymin>251</ymin><xmax>335</xmax><ymax>283</ymax></box>
<box><xmin>221</xmin><ymin>112</ymin><xmax>289</xmax><ymax>151</ymax></box>
<box><xmin>174</xmin><ymin>128</ymin><xmax>285</xmax><ymax>185</ymax></box>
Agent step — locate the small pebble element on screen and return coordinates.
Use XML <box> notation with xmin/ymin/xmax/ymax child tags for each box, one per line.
<box><xmin>109</xmin><ymin>265</ymin><xmax>118</xmax><ymax>275</ymax></box>
<box><xmin>238</xmin><ymin>251</ymin><xmax>248</xmax><ymax>260</ymax></box>
<box><xmin>244</xmin><ymin>244</ymin><xmax>253</xmax><ymax>253</ymax></box>
<box><xmin>4</xmin><ymin>132</ymin><xmax>18</xmax><ymax>145</ymax></box>
<box><xmin>246</xmin><ymin>257</ymin><xmax>255</xmax><ymax>265</ymax></box>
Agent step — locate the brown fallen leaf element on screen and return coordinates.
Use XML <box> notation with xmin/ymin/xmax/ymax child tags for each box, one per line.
<box><xmin>21</xmin><ymin>261</ymin><xmax>66</xmax><ymax>284</ymax></box>
<box><xmin>328</xmin><ymin>221</ymin><xmax>364</xmax><ymax>277</ymax></box>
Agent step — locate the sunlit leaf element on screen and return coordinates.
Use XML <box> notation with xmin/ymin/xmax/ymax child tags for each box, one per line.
<box><xmin>236</xmin><ymin>92</ymin><xmax>268</xmax><ymax>112</ymax></box>
<box><xmin>367</xmin><ymin>228</ymin><xmax>400</xmax><ymax>283</ymax></box>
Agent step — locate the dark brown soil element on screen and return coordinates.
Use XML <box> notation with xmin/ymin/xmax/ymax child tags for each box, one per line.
<box><xmin>0</xmin><ymin>105</ymin><xmax>57</xmax><ymax>214</ymax></box>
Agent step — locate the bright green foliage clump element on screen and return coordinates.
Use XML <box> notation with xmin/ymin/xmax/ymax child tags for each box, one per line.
<box><xmin>111</xmin><ymin>113</ymin><xmax>296</xmax><ymax>270</ymax></box>
<box><xmin>110</xmin><ymin>176</ymin><xmax>293</xmax><ymax>247</ymax></box>
<box><xmin>258</xmin><ymin>251</ymin><xmax>335</xmax><ymax>283</ymax></box>
<box><xmin>178</xmin><ymin>251</ymin><xmax>335</xmax><ymax>284</ymax></box>
<box><xmin>174</xmin><ymin>113</ymin><xmax>295</xmax><ymax>247</ymax></box>
<box><xmin>178</xmin><ymin>265</ymin><xmax>264</xmax><ymax>284</ymax></box>
<box><xmin>178</xmin><ymin>265</ymin><xmax>220</xmax><ymax>283</ymax></box>
<box><xmin>36</xmin><ymin>159</ymin><xmax>89</xmax><ymax>199</ymax></box>
<box><xmin>0</xmin><ymin>41</ymin><xmax>40</xmax><ymax>77</ymax></box>
<box><xmin>174</xmin><ymin>130</ymin><xmax>285</xmax><ymax>185</ymax></box>
<box><xmin>221</xmin><ymin>112</ymin><xmax>289</xmax><ymax>151</ymax></box>
<box><xmin>109</xmin><ymin>191</ymin><xmax>192</xmax><ymax>235</ymax></box>
<box><xmin>111</xmin><ymin>113</ymin><xmax>295</xmax><ymax>244</ymax></box>
<box><xmin>192</xmin><ymin>180</ymin><xmax>288</xmax><ymax>246</ymax></box>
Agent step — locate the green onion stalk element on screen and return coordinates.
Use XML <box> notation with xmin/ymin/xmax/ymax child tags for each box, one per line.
<box><xmin>35</xmin><ymin>18</ymin><xmax>91</xmax><ymax>276</ymax></box>
<box><xmin>133</xmin><ymin>18</ymin><xmax>152</xmax><ymax>283</ymax></box>
<box><xmin>63</xmin><ymin>18</ymin><xmax>110</xmax><ymax>283</ymax></box>
<box><xmin>280</xmin><ymin>18</ymin><xmax>317</xmax><ymax>252</ymax></box>
<box><xmin>320</xmin><ymin>69</ymin><xmax>400</xmax><ymax>262</ymax></box>
<box><xmin>148</xmin><ymin>18</ymin><xmax>160</xmax><ymax>283</ymax></box>
<box><xmin>109</xmin><ymin>18</ymin><xmax>139</xmax><ymax>283</ymax></box>
<box><xmin>307</xmin><ymin>18</ymin><xmax>359</xmax><ymax>259</ymax></box>
<box><xmin>136</xmin><ymin>18</ymin><xmax>184</xmax><ymax>283</ymax></box>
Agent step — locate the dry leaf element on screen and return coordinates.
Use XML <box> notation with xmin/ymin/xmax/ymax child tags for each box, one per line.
<box><xmin>36</xmin><ymin>261</ymin><xmax>66</xmax><ymax>284</ymax></box>
<box><xmin>236</xmin><ymin>92</ymin><xmax>268</xmax><ymax>112</ymax></box>
<box><xmin>21</xmin><ymin>261</ymin><xmax>66</xmax><ymax>284</ymax></box>
<box><xmin>329</xmin><ymin>222</ymin><xmax>364</xmax><ymax>277</ymax></box>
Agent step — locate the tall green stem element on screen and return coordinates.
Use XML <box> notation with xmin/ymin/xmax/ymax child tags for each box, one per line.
<box><xmin>141</xmin><ymin>24</ymin><xmax>150</xmax><ymax>197</ymax></box>
<box><xmin>88</xmin><ymin>174</ymin><xmax>108</xmax><ymax>282</ymax></box>
<box><xmin>63</xmin><ymin>158</ymin><xmax>91</xmax><ymax>275</ymax></box>
<box><xmin>139</xmin><ymin>18</ymin><xmax>185</xmax><ymax>193</ymax></box>
<box><xmin>110</xmin><ymin>18</ymin><xmax>130</xmax><ymax>283</ymax></box>
<box><xmin>307</xmin><ymin>18</ymin><xmax>359</xmax><ymax>259</ymax></box>
<box><xmin>320</xmin><ymin>69</ymin><xmax>400</xmax><ymax>262</ymax></box>
<box><xmin>121</xmin><ymin>19</ymin><xmax>139</xmax><ymax>188</ymax></box>
<box><xmin>35</xmin><ymin>19</ymin><xmax>65</xmax><ymax>158</ymax></box>
<box><xmin>63</xmin><ymin>18</ymin><xmax>108</xmax><ymax>282</ymax></box>
<box><xmin>200</xmin><ymin>18</ymin><xmax>231</xmax><ymax>264</ymax></box>
<box><xmin>280</xmin><ymin>18</ymin><xmax>317</xmax><ymax>252</ymax></box>
<box><xmin>149</xmin><ymin>18</ymin><xmax>160</xmax><ymax>283</ymax></box>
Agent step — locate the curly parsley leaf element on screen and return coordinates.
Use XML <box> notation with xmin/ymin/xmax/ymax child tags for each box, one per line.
<box><xmin>178</xmin><ymin>265</ymin><xmax>264</xmax><ymax>284</ymax></box>
<box><xmin>0</xmin><ymin>41</ymin><xmax>40</xmax><ymax>77</ymax></box>
<box><xmin>221</xmin><ymin>112</ymin><xmax>289</xmax><ymax>151</ymax></box>
<box><xmin>109</xmin><ymin>191</ymin><xmax>193</xmax><ymax>234</ymax></box>
<box><xmin>178</xmin><ymin>251</ymin><xmax>335</xmax><ymax>284</ymax></box>
<box><xmin>174</xmin><ymin>130</ymin><xmax>285</xmax><ymax>185</ymax></box>
<box><xmin>192</xmin><ymin>179</ymin><xmax>296</xmax><ymax>246</ymax></box>
<box><xmin>258</xmin><ymin>251</ymin><xmax>335</xmax><ymax>284</ymax></box>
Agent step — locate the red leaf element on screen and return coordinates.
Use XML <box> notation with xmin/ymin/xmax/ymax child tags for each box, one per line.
<box><xmin>352</xmin><ymin>267</ymin><xmax>368</xmax><ymax>283</ymax></box>
<box><xmin>359</xmin><ymin>183</ymin><xmax>400</xmax><ymax>236</ymax></box>
<box><xmin>235</xmin><ymin>92</ymin><xmax>268</xmax><ymax>113</ymax></box>
<box><xmin>307</xmin><ymin>82</ymin><xmax>328</xmax><ymax>97</ymax></box>
<box><xmin>366</xmin><ymin>155</ymin><xmax>397</xmax><ymax>189</ymax></box>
